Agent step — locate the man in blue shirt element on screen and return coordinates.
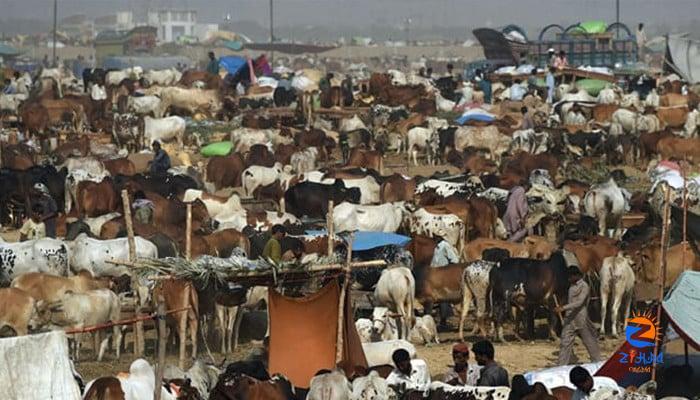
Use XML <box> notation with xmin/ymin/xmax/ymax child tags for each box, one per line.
<box><xmin>148</xmin><ymin>141</ymin><xmax>171</xmax><ymax>175</ymax></box>
<box><xmin>546</xmin><ymin>67</ymin><xmax>556</xmax><ymax>104</ymax></box>
<box><xmin>510</xmin><ymin>79</ymin><xmax>526</xmax><ymax>101</ymax></box>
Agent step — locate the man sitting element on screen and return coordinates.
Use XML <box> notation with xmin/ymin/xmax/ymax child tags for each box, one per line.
<box><xmin>148</xmin><ymin>141</ymin><xmax>171</xmax><ymax>175</ymax></box>
<box><xmin>19</xmin><ymin>205</ymin><xmax>46</xmax><ymax>241</ymax></box>
<box><xmin>443</xmin><ymin>342</ymin><xmax>481</xmax><ymax>386</ymax></box>
<box><xmin>386</xmin><ymin>349</ymin><xmax>430</xmax><ymax>395</ymax></box>
<box><xmin>569</xmin><ymin>366</ymin><xmax>620</xmax><ymax>400</ymax></box>
<box><xmin>262</xmin><ymin>224</ymin><xmax>286</xmax><ymax>264</ymax></box>
<box><xmin>473</xmin><ymin>340</ymin><xmax>509</xmax><ymax>387</ymax></box>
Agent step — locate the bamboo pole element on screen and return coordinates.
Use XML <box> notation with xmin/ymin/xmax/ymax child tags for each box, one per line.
<box><xmin>652</xmin><ymin>187</ymin><xmax>671</xmax><ymax>381</ymax></box>
<box><xmin>185</xmin><ymin>203</ymin><xmax>192</xmax><ymax>261</ymax></box>
<box><xmin>121</xmin><ymin>189</ymin><xmax>143</xmax><ymax>357</ymax></box>
<box><xmin>327</xmin><ymin>200</ymin><xmax>334</xmax><ymax>257</ymax></box>
<box><xmin>682</xmin><ymin>162</ymin><xmax>688</xmax><ymax>269</ymax></box>
<box><xmin>336</xmin><ymin>235</ymin><xmax>353</xmax><ymax>364</ymax></box>
<box><xmin>154</xmin><ymin>298</ymin><xmax>166</xmax><ymax>400</ymax></box>
<box><xmin>106</xmin><ymin>258</ymin><xmax>386</xmax><ymax>272</ymax></box>
<box><xmin>65</xmin><ymin>307</ymin><xmax>190</xmax><ymax>334</ymax></box>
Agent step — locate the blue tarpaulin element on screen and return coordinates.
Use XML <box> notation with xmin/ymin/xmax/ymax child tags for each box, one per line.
<box><xmin>219</xmin><ymin>55</ymin><xmax>247</xmax><ymax>75</ymax></box>
<box><xmin>455</xmin><ymin>109</ymin><xmax>496</xmax><ymax>125</ymax></box>
<box><xmin>663</xmin><ymin>270</ymin><xmax>700</xmax><ymax>350</ymax></box>
<box><xmin>304</xmin><ymin>230</ymin><xmax>411</xmax><ymax>251</ymax></box>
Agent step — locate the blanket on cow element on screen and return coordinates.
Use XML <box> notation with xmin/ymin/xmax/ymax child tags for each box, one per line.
<box><xmin>305</xmin><ymin>230</ymin><xmax>411</xmax><ymax>251</ymax></box>
<box><xmin>455</xmin><ymin>108</ymin><xmax>496</xmax><ymax>125</ymax></box>
<box><xmin>269</xmin><ymin>281</ymin><xmax>367</xmax><ymax>388</ymax></box>
<box><xmin>0</xmin><ymin>331</ymin><xmax>81</xmax><ymax>400</ymax></box>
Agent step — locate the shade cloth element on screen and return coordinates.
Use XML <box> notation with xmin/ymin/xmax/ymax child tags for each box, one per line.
<box><xmin>304</xmin><ymin>230</ymin><xmax>411</xmax><ymax>251</ymax></box>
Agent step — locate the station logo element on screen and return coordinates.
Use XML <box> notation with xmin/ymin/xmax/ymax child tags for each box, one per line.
<box><xmin>617</xmin><ymin>311</ymin><xmax>663</xmax><ymax>373</ymax></box>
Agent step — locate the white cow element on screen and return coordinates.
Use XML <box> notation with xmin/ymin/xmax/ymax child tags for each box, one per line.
<box><xmin>339</xmin><ymin>115</ymin><xmax>367</xmax><ymax>132</ymax></box>
<box><xmin>307</xmin><ymin>370</ymin><xmax>351</xmax><ymax>400</ymax></box>
<box><xmin>143</xmin><ymin>116</ymin><xmax>186</xmax><ymax>147</ymax></box>
<box><xmin>128</xmin><ymin>95</ymin><xmax>163</xmax><ymax>118</ymax></box>
<box><xmin>684</xmin><ymin>108</ymin><xmax>700</xmax><ymax>138</ymax></box>
<box><xmin>35</xmin><ymin>288</ymin><xmax>122</xmax><ymax>361</ymax></box>
<box><xmin>597</xmin><ymin>86</ymin><xmax>619</xmax><ymax>104</ymax></box>
<box><xmin>644</xmin><ymin>88</ymin><xmax>660</xmax><ymax>108</ymax></box>
<box><xmin>214</xmin><ymin>286</ymin><xmax>268</xmax><ymax>353</ymax></box>
<box><xmin>609</xmin><ymin>108</ymin><xmax>644</xmax><ymax>135</ymax></box>
<box><xmin>70</xmin><ymin>234</ymin><xmax>158</xmax><ymax>277</ymax></box>
<box><xmin>583</xmin><ymin>178</ymin><xmax>630</xmax><ymax>238</ymax></box>
<box><xmin>351</xmin><ymin>371</ymin><xmax>391</xmax><ymax>400</ymax></box>
<box><xmin>341</xmin><ymin>176</ymin><xmax>381</xmax><ymax>204</ymax></box>
<box><xmin>428</xmin><ymin>382</ymin><xmax>511</xmax><ymax>399</ymax></box>
<box><xmin>407</xmin><ymin>127</ymin><xmax>439</xmax><ymax>166</ymax></box>
<box><xmin>333</xmin><ymin>202</ymin><xmax>406</xmax><ymax>232</ymax></box>
<box><xmin>0</xmin><ymin>238</ymin><xmax>71</xmax><ymax>283</ymax></box>
<box><xmin>355</xmin><ymin>318</ymin><xmax>373</xmax><ymax>343</ymax></box>
<box><xmin>158</xmin><ymin>87</ymin><xmax>222</xmax><ymax>116</ymax></box>
<box><xmin>454</xmin><ymin>125</ymin><xmax>511</xmax><ymax>162</ymax></box>
<box><xmin>144</xmin><ymin>68</ymin><xmax>182</xmax><ymax>86</ymax></box>
<box><xmin>361</xmin><ymin>339</ymin><xmax>417</xmax><ymax>367</ymax></box>
<box><xmin>371</xmin><ymin>306</ymin><xmax>399</xmax><ymax>341</ymax></box>
<box><xmin>241</xmin><ymin>163</ymin><xmax>287</xmax><ymax>196</ymax></box>
<box><xmin>182</xmin><ymin>189</ymin><xmax>243</xmax><ymax>219</ymax></box>
<box><xmin>163</xmin><ymin>360</ymin><xmax>220</xmax><ymax>400</ymax></box>
<box><xmin>0</xmin><ymin>93</ymin><xmax>27</xmax><ymax>113</ymax></box>
<box><xmin>408</xmin><ymin>314</ymin><xmax>440</xmax><ymax>345</ymax></box>
<box><xmin>599</xmin><ymin>253</ymin><xmax>635</xmax><ymax>337</ymax></box>
<box><xmin>620</xmin><ymin>91</ymin><xmax>642</xmax><ymax>111</ymax></box>
<box><xmin>436</xmin><ymin>92</ymin><xmax>456</xmax><ymax>112</ymax></box>
<box><xmin>106</xmin><ymin>66</ymin><xmax>144</xmax><ymax>86</ymax></box>
<box><xmin>290</xmin><ymin>147</ymin><xmax>319</xmax><ymax>173</ymax></box>
<box><xmin>458</xmin><ymin>260</ymin><xmax>497</xmax><ymax>340</ymax></box>
<box><xmin>374</xmin><ymin>267</ymin><xmax>415</xmax><ymax>340</ymax></box>
<box><xmin>409</xmin><ymin>208</ymin><xmax>466</xmax><ymax>252</ymax></box>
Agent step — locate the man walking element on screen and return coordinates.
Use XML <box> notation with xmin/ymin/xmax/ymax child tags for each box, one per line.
<box><xmin>206</xmin><ymin>51</ymin><xmax>219</xmax><ymax>75</ymax></box>
<box><xmin>557</xmin><ymin>266</ymin><xmax>601</xmax><ymax>365</ymax></box>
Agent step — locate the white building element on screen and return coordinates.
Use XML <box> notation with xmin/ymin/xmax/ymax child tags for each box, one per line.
<box><xmin>147</xmin><ymin>9</ymin><xmax>197</xmax><ymax>43</ymax></box>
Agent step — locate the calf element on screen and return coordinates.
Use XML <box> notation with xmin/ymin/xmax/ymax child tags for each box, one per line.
<box><xmin>153</xmin><ymin>278</ymin><xmax>199</xmax><ymax>367</ymax></box>
<box><xmin>380</xmin><ymin>174</ymin><xmax>416</xmax><ymax>203</ymax></box>
<box><xmin>374</xmin><ymin>267</ymin><xmax>415</xmax><ymax>340</ymax></box>
<box><xmin>463</xmin><ymin>236</ymin><xmax>555</xmax><ymax>261</ymax></box>
<box><xmin>206</xmin><ymin>153</ymin><xmax>246</xmax><ymax>190</ymax></box>
<box><xmin>488</xmin><ymin>252</ymin><xmax>569</xmax><ymax>342</ymax></box>
<box><xmin>599</xmin><ymin>253</ymin><xmax>635</xmax><ymax>337</ymax></box>
<box><xmin>0</xmin><ymin>288</ymin><xmax>40</xmax><ymax>336</ymax></box>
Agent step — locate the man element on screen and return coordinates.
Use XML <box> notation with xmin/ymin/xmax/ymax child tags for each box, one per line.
<box><xmin>503</xmin><ymin>184</ymin><xmax>528</xmax><ymax>242</ymax></box>
<box><xmin>33</xmin><ymin>183</ymin><xmax>58</xmax><ymax>238</ymax></box>
<box><xmin>426</xmin><ymin>68</ymin><xmax>433</xmax><ymax>79</ymax></box>
<box><xmin>569</xmin><ymin>366</ymin><xmax>621</xmax><ymax>400</ymax></box>
<box><xmin>42</xmin><ymin>54</ymin><xmax>50</xmax><ymax>68</ymax></box>
<box><xmin>149</xmin><ymin>141</ymin><xmax>171</xmax><ymax>175</ymax></box>
<box><xmin>19</xmin><ymin>205</ymin><xmax>46</xmax><ymax>241</ymax></box>
<box><xmin>556</xmin><ymin>266</ymin><xmax>601</xmax><ymax>366</ymax></box>
<box><xmin>341</xmin><ymin>75</ymin><xmax>353</xmax><ymax>107</ymax></box>
<box><xmin>443</xmin><ymin>343</ymin><xmax>481</xmax><ymax>386</ymax></box>
<box><xmin>510</xmin><ymin>79</ymin><xmax>526</xmax><ymax>101</ymax></box>
<box><xmin>262</xmin><ymin>224</ymin><xmax>286</xmax><ymax>263</ymax></box>
<box><xmin>206</xmin><ymin>51</ymin><xmax>219</xmax><ymax>75</ymax></box>
<box><xmin>472</xmin><ymin>340</ymin><xmax>509</xmax><ymax>387</ymax></box>
<box><xmin>554</xmin><ymin>50</ymin><xmax>569</xmax><ymax>70</ymax></box>
<box><xmin>474</xmin><ymin>69</ymin><xmax>492</xmax><ymax>104</ymax></box>
<box><xmin>520</xmin><ymin>106</ymin><xmax>535</xmax><ymax>131</ymax></box>
<box><xmin>446</xmin><ymin>63</ymin><xmax>457</xmax><ymax>80</ymax></box>
<box><xmin>386</xmin><ymin>349</ymin><xmax>430</xmax><ymax>395</ymax></box>
<box><xmin>339</xmin><ymin>131</ymin><xmax>350</xmax><ymax>164</ymax></box>
<box><xmin>546</xmin><ymin>67</ymin><xmax>556</xmax><ymax>104</ymax></box>
<box><xmin>527</xmin><ymin>69</ymin><xmax>539</xmax><ymax>91</ymax></box>
<box><xmin>636</xmin><ymin>23</ymin><xmax>647</xmax><ymax>60</ymax></box>
<box><xmin>547</xmin><ymin>48</ymin><xmax>557</xmax><ymax>67</ymax></box>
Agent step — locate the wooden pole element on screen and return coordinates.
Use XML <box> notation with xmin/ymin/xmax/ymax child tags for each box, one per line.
<box><xmin>336</xmin><ymin>235</ymin><xmax>353</xmax><ymax>364</ymax></box>
<box><xmin>327</xmin><ymin>200</ymin><xmax>334</xmax><ymax>257</ymax></box>
<box><xmin>652</xmin><ymin>187</ymin><xmax>671</xmax><ymax>381</ymax></box>
<box><xmin>154</xmin><ymin>298</ymin><xmax>166</xmax><ymax>400</ymax></box>
<box><xmin>121</xmin><ymin>189</ymin><xmax>143</xmax><ymax>357</ymax></box>
<box><xmin>185</xmin><ymin>203</ymin><xmax>192</xmax><ymax>261</ymax></box>
<box><xmin>682</xmin><ymin>162</ymin><xmax>688</xmax><ymax>269</ymax></box>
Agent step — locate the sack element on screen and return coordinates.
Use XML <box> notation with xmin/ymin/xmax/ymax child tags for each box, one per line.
<box><xmin>200</xmin><ymin>141</ymin><xmax>233</xmax><ymax>157</ymax></box>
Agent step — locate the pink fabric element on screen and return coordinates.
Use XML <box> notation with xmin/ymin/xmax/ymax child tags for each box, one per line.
<box><xmin>658</xmin><ymin>160</ymin><xmax>681</xmax><ymax>171</ymax></box>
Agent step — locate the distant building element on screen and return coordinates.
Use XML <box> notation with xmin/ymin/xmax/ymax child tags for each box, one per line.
<box><xmin>95</xmin><ymin>11</ymin><xmax>135</xmax><ymax>35</ymax></box>
<box><xmin>60</xmin><ymin>14</ymin><xmax>94</xmax><ymax>40</ymax></box>
<box><xmin>94</xmin><ymin>26</ymin><xmax>157</xmax><ymax>66</ymax></box>
<box><xmin>147</xmin><ymin>9</ymin><xmax>197</xmax><ymax>43</ymax></box>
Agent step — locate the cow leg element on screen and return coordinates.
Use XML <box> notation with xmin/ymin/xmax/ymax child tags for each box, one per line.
<box><xmin>97</xmin><ymin>334</ymin><xmax>110</xmax><ymax>362</ymax></box>
<box><xmin>600</xmin><ymin>285</ymin><xmax>608</xmax><ymax>336</ymax></box>
<box><xmin>215</xmin><ymin>304</ymin><xmax>227</xmax><ymax>352</ymax></box>
<box><xmin>178</xmin><ymin>312</ymin><xmax>187</xmax><ymax>369</ymax></box>
<box><xmin>598</xmin><ymin>213</ymin><xmax>606</xmax><ymax>237</ymax></box>
<box><xmin>231</xmin><ymin>306</ymin><xmax>244</xmax><ymax>352</ymax></box>
<box><xmin>93</xmin><ymin>331</ymin><xmax>100</xmax><ymax>356</ymax></box>
<box><xmin>512</xmin><ymin>308</ymin><xmax>525</xmax><ymax>342</ymax></box>
<box><xmin>113</xmin><ymin>326</ymin><xmax>122</xmax><ymax>360</ymax></box>
<box><xmin>621</xmin><ymin>291</ymin><xmax>633</xmax><ymax>336</ymax></box>
<box><xmin>610</xmin><ymin>288</ymin><xmax>623</xmax><ymax>338</ymax></box>
<box><xmin>189</xmin><ymin>312</ymin><xmax>198</xmax><ymax>360</ymax></box>
<box><xmin>458</xmin><ymin>287</ymin><xmax>472</xmax><ymax>340</ymax></box>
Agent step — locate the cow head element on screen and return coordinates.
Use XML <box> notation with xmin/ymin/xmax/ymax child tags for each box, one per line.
<box><xmin>371</xmin><ymin>307</ymin><xmax>398</xmax><ymax>340</ymax></box>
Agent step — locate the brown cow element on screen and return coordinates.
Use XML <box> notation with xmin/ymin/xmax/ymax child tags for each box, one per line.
<box><xmin>153</xmin><ymin>278</ymin><xmax>199</xmax><ymax>363</ymax></box>
<box><xmin>0</xmin><ymin>288</ymin><xmax>39</xmax><ymax>336</ymax></box>
<box><xmin>393</xmin><ymin>113</ymin><xmax>426</xmax><ymax>136</ymax></box>
<box><xmin>415</xmin><ymin>262</ymin><xmax>466</xmax><ymax>326</ymax></box>
<box><xmin>406</xmin><ymin>235</ymin><xmax>438</xmax><ymax>268</ymax></box>
<box><xmin>1</xmin><ymin>143</ymin><xmax>35</xmax><ymax>170</ymax></box>
<box><xmin>657</xmin><ymin>106</ymin><xmax>689</xmax><ymax>128</ymax></box>
<box><xmin>76</xmin><ymin>177</ymin><xmax>119</xmax><ymax>218</ymax></box>
<box><xmin>102</xmin><ymin>158</ymin><xmax>136</xmax><ymax>176</ymax></box>
<box><xmin>54</xmin><ymin>135</ymin><xmax>90</xmax><ymax>159</ymax></box>
<box><xmin>178</xmin><ymin>70</ymin><xmax>221</xmax><ymax>89</ymax></box>
<box><xmin>634</xmin><ymin>241</ymin><xmax>700</xmax><ymax>289</ymax></box>
<box><xmin>82</xmin><ymin>377</ymin><xmax>125</xmax><ymax>400</ymax></box>
<box><xmin>245</xmin><ymin>143</ymin><xmax>276</xmax><ymax>167</ymax></box>
<box><xmin>380</xmin><ymin>174</ymin><xmax>416</xmax><ymax>203</ymax></box>
<box><xmin>502</xmin><ymin>151</ymin><xmax>560</xmax><ymax>184</ymax></box>
<box><xmin>563</xmin><ymin>236</ymin><xmax>619</xmax><ymax>273</ymax></box>
<box><xmin>463</xmin><ymin>236</ymin><xmax>555</xmax><ymax>261</ymax></box>
<box><xmin>274</xmin><ymin>143</ymin><xmax>298</xmax><ymax>165</ymax></box>
<box><xmin>592</xmin><ymin>104</ymin><xmax>619</xmax><ymax>124</ymax></box>
<box><xmin>656</xmin><ymin>136</ymin><xmax>700</xmax><ymax>163</ymax></box>
<box><xmin>638</xmin><ymin>130</ymin><xmax>675</xmax><ymax>159</ymax></box>
<box><xmin>19</xmin><ymin>102</ymin><xmax>50</xmax><ymax>135</ymax></box>
<box><xmin>206</xmin><ymin>153</ymin><xmax>245</xmax><ymax>190</ymax></box>
<box><xmin>346</xmin><ymin>148</ymin><xmax>383</xmax><ymax>173</ymax></box>
<box><xmin>660</xmin><ymin>93</ymin><xmax>688</xmax><ymax>107</ymax></box>
<box><xmin>11</xmin><ymin>271</ymin><xmax>113</xmax><ymax>303</ymax></box>
<box><xmin>146</xmin><ymin>191</ymin><xmax>213</xmax><ymax>233</ymax></box>
<box><xmin>218</xmin><ymin>375</ymin><xmax>294</xmax><ymax>400</ymax></box>
<box><xmin>189</xmin><ymin>228</ymin><xmax>251</xmax><ymax>258</ymax></box>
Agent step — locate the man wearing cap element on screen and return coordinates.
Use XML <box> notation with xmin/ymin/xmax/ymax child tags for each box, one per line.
<box><xmin>443</xmin><ymin>343</ymin><xmax>481</xmax><ymax>386</ymax></box>
<box><xmin>33</xmin><ymin>183</ymin><xmax>58</xmax><ymax>238</ymax></box>
<box><xmin>556</xmin><ymin>266</ymin><xmax>601</xmax><ymax>365</ymax></box>
<box><xmin>547</xmin><ymin>48</ymin><xmax>557</xmax><ymax>67</ymax></box>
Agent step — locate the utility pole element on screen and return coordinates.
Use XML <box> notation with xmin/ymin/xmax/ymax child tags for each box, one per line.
<box><xmin>52</xmin><ymin>0</ymin><xmax>58</xmax><ymax>67</ymax></box>
<box><xmin>615</xmin><ymin>0</ymin><xmax>620</xmax><ymax>38</ymax></box>
<box><xmin>269</xmin><ymin>0</ymin><xmax>274</xmax><ymax>64</ymax></box>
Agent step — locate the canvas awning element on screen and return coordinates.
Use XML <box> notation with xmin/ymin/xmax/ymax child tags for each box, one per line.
<box><xmin>665</xmin><ymin>35</ymin><xmax>700</xmax><ymax>84</ymax></box>
<box><xmin>662</xmin><ymin>270</ymin><xmax>700</xmax><ymax>350</ymax></box>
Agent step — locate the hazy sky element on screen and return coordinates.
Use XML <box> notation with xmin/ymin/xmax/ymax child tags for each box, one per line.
<box><xmin>2</xmin><ymin>0</ymin><xmax>699</xmax><ymax>39</ymax></box>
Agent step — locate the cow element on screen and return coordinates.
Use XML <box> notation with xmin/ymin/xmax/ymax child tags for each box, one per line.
<box><xmin>463</xmin><ymin>236</ymin><xmax>555</xmax><ymax>261</ymax></box>
<box><xmin>333</xmin><ymin>202</ymin><xmax>406</xmax><ymax>233</ymax></box>
<box><xmin>488</xmin><ymin>252</ymin><xmax>569</xmax><ymax>342</ymax></box>
<box><xmin>284</xmin><ymin>180</ymin><xmax>361</xmax><ymax>218</ymax></box>
<box><xmin>127</xmin><ymin>95</ymin><xmax>163</xmax><ymax>118</ymax></box>
<box><xmin>458</xmin><ymin>260</ymin><xmax>498</xmax><ymax>340</ymax></box>
<box><xmin>656</xmin><ymin>135</ymin><xmax>700</xmax><ymax>164</ymax></box>
<box><xmin>290</xmin><ymin>147</ymin><xmax>319</xmax><ymax>173</ymax></box>
<box><xmin>70</xmin><ymin>234</ymin><xmax>158</xmax><ymax>277</ymax></box>
<box><xmin>371</xmin><ymin>306</ymin><xmax>400</xmax><ymax>341</ymax></box>
<box><xmin>425</xmin><ymin>382</ymin><xmax>511</xmax><ymax>400</ymax></box>
<box><xmin>346</xmin><ymin>148</ymin><xmax>383</xmax><ymax>173</ymax></box>
<box><xmin>143</xmin><ymin>68</ymin><xmax>182</xmax><ymax>86</ymax></box>
<box><xmin>245</xmin><ymin>143</ymin><xmax>277</xmax><ymax>168</ymax></box>
<box><xmin>380</xmin><ymin>174</ymin><xmax>416</xmax><ymax>203</ymax></box>
<box><xmin>657</xmin><ymin>105</ymin><xmax>690</xmax><ymax>129</ymax></box>
<box><xmin>206</xmin><ymin>153</ymin><xmax>246</xmax><ymax>190</ymax></box>
<box><xmin>307</xmin><ymin>370</ymin><xmax>352</xmax><ymax>400</ymax></box>
<box><xmin>241</xmin><ymin>163</ymin><xmax>289</xmax><ymax>197</ymax></box>
<box><xmin>407</xmin><ymin>126</ymin><xmax>439</xmax><ymax>166</ymax></box>
<box><xmin>0</xmin><ymin>238</ymin><xmax>70</xmax><ymax>284</ymax></box>
<box><xmin>633</xmin><ymin>241</ymin><xmax>700</xmax><ymax>291</ymax></box>
<box><xmin>112</xmin><ymin>113</ymin><xmax>143</xmax><ymax>151</ymax></box>
<box><xmin>34</xmin><ymin>288</ymin><xmax>122</xmax><ymax>361</ymax></box>
<box><xmin>102</xmin><ymin>158</ymin><xmax>136</xmax><ymax>177</ymax></box>
<box><xmin>153</xmin><ymin>278</ymin><xmax>199</xmax><ymax>367</ymax></box>
<box><xmin>415</xmin><ymin>262</ymin><xmax>467</xmax><ymax>327</ymax></box>
<box><xmin>599</xmin><ymin>253</ymin><xmax>635</xmax><ymax>337</ymax></box>
<box><xmin>454</xmin><ymin>126</ymin><xmax>511</xmax><ymax>162</ymax></box>
<box><xmin>351</xmin><ymin>371</ymin><xmax>391</xmax><ymax>400</ymax></box>
<box><xmin>83</xmin><ymin>359</ymin><xmax>176</xmax><ymax>400</ymax></box>
<box><xmin>408</xmin><ymin>315</ymin><xmax>440</xmax><ymax>345</ymax></box>
<box><xmin>408</xmin><ymin>207</ymin><xmax>466</xmax><ymax>253</ymax></box>
<box><xmin>143</xmin><ymin>116</ymin><xmax>186</xmax><ymax>147</ymax></box>
<box><xmin>75</xmin><ymin>177</ymin><xmax>119</xmax><ymax>218</ymax></box>
<box><xmin>362</xmin><ymin>339</ymin><xmax>417</xmax><ymax>368</ymax></box>
<box><xmin>374</xmin><ymin>267</ymin><xmax>415</xmax><ymax>340</ymax></box>
<box><xmin>0</xmin><ymin>288</ymin><xmax>40</xmax><ymax>336</ymax></box>
<box><xmin>158</xmin><ymin>87</ymin><xmax>222</xmax><ymax>116</ymax></box>
<box><xmin>563</xmin><ymin>236</ymin><xmax>619</xmax><ymax>274</ymax></box>
<box><xmin>11</xmin><ymin>270</ymin><xmax>113</xmax><ymax>303</ymax></box>
<box><xmin>583</xmin><ymin>178</ymin><xmax>630</xmax><ymax>237</ymax></box>
<box><xmin>182</xmin><ymin>189</ymin><xmax>242</xmax><ymax>219</ymax></box>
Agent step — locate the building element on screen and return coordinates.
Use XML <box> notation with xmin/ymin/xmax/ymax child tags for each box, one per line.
<box><xmin>60</xmin><ymin>14</ymin><xmax>94</xmax><ymax>41</ymax></box>
<box><xmin>94</xmin><ymin>26</ymin><xmax>157</xmax><ymax>66</ymax></box>
<box><xmin>147</xmin><ymin>9</ymin><xmax>197</xmax><ymax>43</ymax></box>
<box><xmin>94</xmin><ymin>11</ymin><xmax>135</xmax><ymax>35</ymax></box>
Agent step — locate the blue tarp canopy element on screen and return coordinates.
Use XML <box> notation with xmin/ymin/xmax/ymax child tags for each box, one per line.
<box><xmin>219</xmin><ymin>55</ymin><xmax>247</xmax><ymax>75</ymax></box>
<box><xmin>663</xmin><ymin>270</ymin><xmax>700</xmax><ymax>350</ymax></box>
<box><xmin>0</xmin><ymin>43</ymin><xmax>21</xmax><ymax>57</ymax></box>
<box><xmin>455</xmin><ymin>109</ymin><xmax>496</xmax><ymax>125</ymax></box>
<box><xmin>304</xmin><ymin>230</ymin><xmax>411</xmax><ymax>251</ymax></box>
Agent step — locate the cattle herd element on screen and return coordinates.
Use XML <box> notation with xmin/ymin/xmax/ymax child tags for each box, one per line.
<box><xmin>0</xmin><ymin>60</ymin><xmax>699</xmax><ymax>400</ymax></box>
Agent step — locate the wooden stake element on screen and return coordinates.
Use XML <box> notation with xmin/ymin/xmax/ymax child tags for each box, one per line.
<box><xmin>652</xmin><ymin>187</ymin><xmax>671</xmax><ymax>381</ymax></box>
<box><xmin>336</xmin><ymin>235</ymin><xmax>353</xmax><ymax>364</ymax></box>
<box><xmin>327</xmin><ymin>200</ymin><xmax>334</xmax><ymax>257</ymax></box>
<box><xmin>154</xmin><ymin>298</ymin><xmax>166</xmax><ymax>400</ymax></box>
<box><xmin>185</xmin><ymin>203</ymin><xmax>192</xmax><ymax>261</ymax></box>
<box><xmin>682</xmin><ymin>162</ymin><xmax>688</xmax><ymax>269</ymax></box>
<box><xmin>121</xmin><ymin>189</ymin><xmax>143</xmax><ymax>356</ymax></box>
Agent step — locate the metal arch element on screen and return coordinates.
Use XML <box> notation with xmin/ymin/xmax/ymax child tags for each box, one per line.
<box><xmin>501</xmin><ymin>24</ymin><xmax>529</xmax><ymax>42</ymax></box>
<box><xmin>562</xmin><ymin>23</ymin><xmax>587</xmax><ymax>39</ymax></box>
<box><xmin>538</xmin><ymin>24</ymin><xmax>565</xmax><ymax>41</ymax></box>
<box><xmin>605</xmin><ymin>22</ymin><xmax>633</xmax><ymax>38</ymax></box>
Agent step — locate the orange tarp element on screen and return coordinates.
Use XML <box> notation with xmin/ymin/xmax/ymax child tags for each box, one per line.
<box><xmin>268</xmin><ymin>281</ymin><xmax>367</xmax><ymax>388</ymax></box>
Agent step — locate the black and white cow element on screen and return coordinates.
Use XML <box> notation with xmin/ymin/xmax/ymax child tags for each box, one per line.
<box><xmin>0</xmin><ymin>238</ymin><xmax>70</xmax><ymax>283</ymax></box>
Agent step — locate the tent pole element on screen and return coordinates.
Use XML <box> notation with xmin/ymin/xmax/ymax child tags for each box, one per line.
<box><xmin>685</xmin><ymin>342</ymin><xmax>689</xmax><ymax>366</ymax></box>
<box><xmin>652</xmin><ymin>187</ymin><xmax>670</xmax><ymax>381</ymax></box>
<box><xmin>336</xmin><ymin>235</ymin><xmax>353</xmax><ymax>364</ymax></box>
